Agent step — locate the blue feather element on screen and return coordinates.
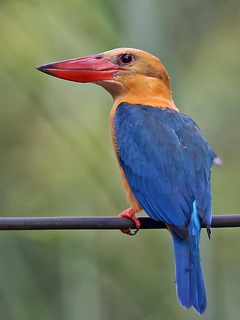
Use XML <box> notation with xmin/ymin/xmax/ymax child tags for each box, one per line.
<box><xmin>114</xmin><ymin>103</ymin><xmax>216</xmax><ymax>228</ymax></box>
<box><xmin>114</xmin><ymin>103</ymin><xmax>217</xmax><ymax>313</ymax></box>
<box><xmin>172</xmin><ymin>202</ymin><xmax>207</xmax><ymax>314</ymax></box>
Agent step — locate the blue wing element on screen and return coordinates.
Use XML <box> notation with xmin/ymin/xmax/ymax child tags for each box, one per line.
<box><xmin>114</xmin><ymin>103</ymin><xmax>217</xmax><ymax>235</ymax></box>
<box><xmin>114</xmin><ymin>102</ymin><xmax>219</xmax><ymax>313</ymax></box>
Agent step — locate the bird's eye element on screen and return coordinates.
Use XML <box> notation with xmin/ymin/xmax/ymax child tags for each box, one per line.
<box><xmin>119</xmin><ymin>53</ymin><xmax>133</xmax><ymax>65</ymax></box>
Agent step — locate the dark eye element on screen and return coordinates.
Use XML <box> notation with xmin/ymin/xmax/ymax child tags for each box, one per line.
<box><xmin>119</xmin><ymin>53</ymin><xmax>133</xmax><ymax>65</ymax></box>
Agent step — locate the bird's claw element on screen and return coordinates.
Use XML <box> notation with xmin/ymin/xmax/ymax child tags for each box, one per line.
<box><xmin>118</xmin><ymin>208</ymin><xmax>141</xmax><ymax>236</ymax></box>
<box><xmin>120</xmin><ymin>227</ymin><xmax>140</xmax><ymax>236</ymax></box>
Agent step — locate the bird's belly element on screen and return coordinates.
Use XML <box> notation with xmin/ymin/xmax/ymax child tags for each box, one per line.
<box><xmin>119</xmin><ymin>167</ymin><xmax>142</xmax><ymax>212</ymax></box>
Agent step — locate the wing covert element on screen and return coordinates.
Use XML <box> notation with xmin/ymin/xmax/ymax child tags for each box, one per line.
<box><xmin>114</xmin><ymin>103</ymin><xmax>216</xmax><ymax>230</ymax></box>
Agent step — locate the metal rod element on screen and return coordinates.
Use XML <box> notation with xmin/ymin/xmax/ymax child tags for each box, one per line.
<box><xmin>0</xmin><ymin>215</ymin><xmax>239</xmax><ymax>231</ymax></box>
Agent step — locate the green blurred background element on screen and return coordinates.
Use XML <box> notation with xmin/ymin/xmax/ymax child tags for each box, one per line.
<box><xmin>1</xmin><ymin>0</ymin><xmax>240</xmax><ymax>319</ymax></box>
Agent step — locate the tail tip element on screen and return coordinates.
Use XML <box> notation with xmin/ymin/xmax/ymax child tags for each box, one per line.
<box><xmin>178</xmin><ymin>298</ymin><xmax>207</xmax><ymax>315</ymax></box>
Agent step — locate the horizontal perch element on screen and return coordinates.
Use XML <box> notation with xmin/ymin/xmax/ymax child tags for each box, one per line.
<box><xmin>0</xmin><ymin>215</ymin><xmax>239</xmax><ymax>231</ymax></box>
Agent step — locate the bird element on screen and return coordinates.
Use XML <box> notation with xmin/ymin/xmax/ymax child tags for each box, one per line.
<box><xmin>36</xmin><ymin>48</ymin><xmax>222</xmax><ymax>314</ymax></box>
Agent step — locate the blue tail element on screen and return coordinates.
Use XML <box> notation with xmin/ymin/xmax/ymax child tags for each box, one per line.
<box><xmin>171</xmin><ymin>206</ymin><xmax>207</xmax><ymax>314</ymax></box>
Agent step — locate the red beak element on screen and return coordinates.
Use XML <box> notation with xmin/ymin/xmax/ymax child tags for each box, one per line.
<box><xmin>36</xmin><ymin>54</ymin><xmax>124</xmax><ymax>83</ymax></box>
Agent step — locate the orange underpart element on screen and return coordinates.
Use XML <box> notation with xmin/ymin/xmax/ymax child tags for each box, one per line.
<box><xmin>118</xmin><ymin>208</ymin><xmax>141</xmax><ymax>236</ymax></box>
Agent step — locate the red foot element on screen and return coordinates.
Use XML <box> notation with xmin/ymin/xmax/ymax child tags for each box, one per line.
<box><xmin>118</xmin><ymin>208</ymin><xmax>141</xmax><ymax>236</ymax></box>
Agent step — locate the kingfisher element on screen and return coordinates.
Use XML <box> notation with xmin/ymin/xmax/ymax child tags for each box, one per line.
<box><xmin>37</xmin><ymin>48</ymin><xmax>222</xmax><ymax>314</ymax></box>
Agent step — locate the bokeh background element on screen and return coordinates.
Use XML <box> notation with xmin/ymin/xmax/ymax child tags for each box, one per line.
<box><xmin>1</xmin><ymin>0</ymin><xmax>240</xmax><ymax>319</ymax></box>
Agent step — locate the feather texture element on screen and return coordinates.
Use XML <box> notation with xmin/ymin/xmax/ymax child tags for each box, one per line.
<box><xmin>114</xmin><ymin>102</ymin><xmax>217</xmax><ymax>313</ymax></box>
<box><xmin>172</xmin><ymin>202</ymin><xmax>206</xmax><ymax>314</ymax></box>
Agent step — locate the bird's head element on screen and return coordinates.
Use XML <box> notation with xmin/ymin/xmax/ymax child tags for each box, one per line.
<box><xmin>37</xmin><ymin>48</ymin><xmax>177</xmax><ymax>110</ymax></box>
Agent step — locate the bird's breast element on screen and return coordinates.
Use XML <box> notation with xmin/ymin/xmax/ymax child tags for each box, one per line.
<box><xmin>109</xmin><ymin>103</ymin><xmax>142</xmax><ymax>212</ymax></box>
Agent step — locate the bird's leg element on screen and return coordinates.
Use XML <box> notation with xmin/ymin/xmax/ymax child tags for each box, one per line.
<box><xmin>118</xmin><ymin>208</ymin><xmax>141</xmax><ymax>236</ymax></box>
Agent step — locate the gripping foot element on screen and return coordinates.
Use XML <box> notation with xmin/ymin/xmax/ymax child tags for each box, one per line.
<box><xmin>118</xmin><ymin>208</ymin><xmax>141</xmax><ymax>236</ymax></box>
